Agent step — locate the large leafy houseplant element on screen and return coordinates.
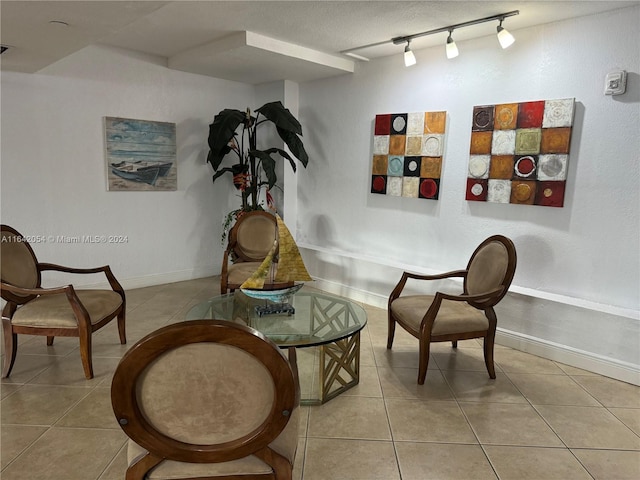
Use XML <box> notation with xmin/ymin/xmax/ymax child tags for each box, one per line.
<box><xmin>207</xmin><ymin>101</ymin><xmax>309</xmax><ymax>219</ymax></box>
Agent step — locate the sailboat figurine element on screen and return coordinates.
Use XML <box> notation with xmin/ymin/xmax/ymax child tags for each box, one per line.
<box><xmin>240</xmin><ymin>214</ymin><xmax>313</xmax><ymax>316</ymax></box>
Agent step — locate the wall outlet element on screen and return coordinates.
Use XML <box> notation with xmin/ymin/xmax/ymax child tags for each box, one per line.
<box><xmin>604</xmin><ymin>70</ymin><xmax>627</xmax><ymax>95</ymax></box>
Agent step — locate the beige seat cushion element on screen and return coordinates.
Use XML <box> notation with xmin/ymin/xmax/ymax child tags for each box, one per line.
<box><xmin>11</xmin><ymin>290</ymin><xmax>122</xmax><ymax>328</ymax></box>
<box><xmin>126</xmin><ymin>407</ymin><xmax>299</xmax><ymax>479</ymax></box>
<box><xmin>390</xmin><ymin>295</ymin><xmax>489</xmax><ymax>336</ymax></box>
<box><xmin>227</xmin><ymin>262</ymin><xmax>263</xmax><ymax>286</ymax></box>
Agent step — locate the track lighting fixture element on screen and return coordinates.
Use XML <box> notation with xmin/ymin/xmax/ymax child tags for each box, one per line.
<box><xmin>497</xmin><ymin>18</ymin><xmax>516</xmax><ymax>49</ymax></box>
<box><xmin>404</xmin><ymin>41</ymin><xmax>416</xmax><ymax>66</ymax></box>
<box><xmin>341</xmin><ymin>10</ymin><xmax>519</xmax><ymax>62</ymax></box>
<box><xmin>446</xmin><ymin>30</ymin><xmax>459</xmax><ymax>59</ymax></box>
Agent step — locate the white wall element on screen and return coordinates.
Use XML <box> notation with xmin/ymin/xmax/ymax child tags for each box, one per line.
<box><xmin>297</xmin><ymin>6</ymin><xmax>640</xmax><ymax>382</ymax></box>
<box><xmin>1</xmin><ymin>45</ymin><xmax>254</xmax><ymax>287</ymax></box>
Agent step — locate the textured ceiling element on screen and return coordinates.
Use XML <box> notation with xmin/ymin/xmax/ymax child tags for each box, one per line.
<box><xmin>1</xmin><ymin>1</ymin><xmax>637</xmax><ymax>83</ymax></box>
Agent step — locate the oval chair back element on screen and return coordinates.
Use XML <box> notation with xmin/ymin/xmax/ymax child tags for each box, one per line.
<box><xmin>231</xmin><ymin>211</ymin><xmax>277</xmax><ymax>262</ymax></box>
<box><xmin>0</xmin><ymin>225</ymin><xmax>41</xmax><ymax>304</ymax></box>
<box><xmin>111</xmin><ymin>319</ymin><xmax>299</xmax><ymax>479</ymax></box>
<box><xmin>464</xmin><ymin>235</ymin><xmax>517</xmax><ymax>310</ymax></box>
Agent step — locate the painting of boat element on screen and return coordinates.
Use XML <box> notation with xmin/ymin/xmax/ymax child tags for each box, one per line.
<box><xmin>240</xmin><ymin>214</ymin><xmax>313</xmax><ymax>315</ymax></box>
<box><xmin>110</xmin><ymin>161</ymin><xmax>173</xmax><ymax>186</ymax></box>
<box><xmin>105</xmin><ymin>117</ymin><xmax>177</xmax><ymax>191</ymax></box>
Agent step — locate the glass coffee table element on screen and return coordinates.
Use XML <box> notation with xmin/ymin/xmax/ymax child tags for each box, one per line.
<box><xmin>186</xmin><ymin>290</ymin><xmax>367</xmax><ymax>405</ymax></box>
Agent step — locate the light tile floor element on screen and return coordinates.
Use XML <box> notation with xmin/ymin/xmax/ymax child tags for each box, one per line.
<box><xmin>1</xmin><ymin>277</ymin><xmax>639</xmax><ymax>479</ymax></box>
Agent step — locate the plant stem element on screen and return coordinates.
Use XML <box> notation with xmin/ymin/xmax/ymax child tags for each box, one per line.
<box><xmin>249</xmin><ymin>113</ymin><xmax>259</xmax><ymax>208</ymax></box>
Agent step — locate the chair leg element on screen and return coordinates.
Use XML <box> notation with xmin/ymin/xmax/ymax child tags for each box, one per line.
<box><xmin>47</xmin><ymin>336</ymin><xmax>55</xmax><ymax>346</ymax></box>
<box><xmin>126</xmin><ymin>452</ymin><xmax>162</xmax><ymax>480</ymax></box>
<box><xmin>2</xmin><ymin>318</ymin><xmax>17</xmax><ymax>378</ymax></box>
<box><xmin>484</xmin><ymin>332</ymin><xmax>496</xmax><ymax>379</ymax></box>
<box><xmin>452</xmin><ymin>340</ymin><xmax>458</xmax><ymax>348</ymax></box>
<box><xmin>387</xmin><ymin>313</ymin><xmax>396</xmax><ymax>349</ymax></box>
<box><xmin>484</xmin><ymin>309</ymin><xmax>497</xmax><ymax>379</ymax></box>
<box><xmin>418</xmin><ymin>337</ymin><xmax>432</xmax><ymax>385</ymax></box>
<box><xmin>117</xmin><ymin>310</ymin><xmax>126</xmax><ymax>345</ymax></box>
<box><xmin>78</xmin><ymin>329</ymin><xmax>94</xmax><ymax>379</ymax></box>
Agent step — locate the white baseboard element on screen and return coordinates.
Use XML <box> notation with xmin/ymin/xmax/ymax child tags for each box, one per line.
<box><xmin>74</xmin><ymin>266</ymin><xmax>218</xmax><ymax>291</ymax></box>
<box><xmin>309</xmin><ymin>278</ymin><xmax>389</xmax><ymax>308</ymax></box>
<box><xmin>496</xmin><ymin>329</ymin><xmax>640</xmax><ymax>386</ymax></box>
<box><xmin>118</xmin><ymin>267</ymin><xmax>218</xmax><ymax>290</ymax></box>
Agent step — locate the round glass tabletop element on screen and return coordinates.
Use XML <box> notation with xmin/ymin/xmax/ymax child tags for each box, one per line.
<box><xmin>186</xmin><ymin>290</ymin><xmax>367</xmax><ymax>348</ymax></box>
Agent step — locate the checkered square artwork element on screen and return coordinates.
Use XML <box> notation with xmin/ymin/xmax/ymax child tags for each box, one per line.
<box><xmin>466</xmin><ymin>98</ymin><xmax>575</xmax><ymax>207</ymax></box>
<box><xmin>371</xmin><ymin>111</ymin><xmax>446</xmax><ymax>200</ymax></box>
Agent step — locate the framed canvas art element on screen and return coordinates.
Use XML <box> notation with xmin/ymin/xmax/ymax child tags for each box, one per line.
<box><xmin>465</xmin><ymin>98</ymin><xmax>575</xmax><ymax>207</ymax></box>
<box><xmin>371</xmin><ymin>111</ymin><xmax>446</xmax><ymax>200</ymax></box>
<box><xmin>105</xmin><ymin>117</ymin><xmax>177</xmax><ymax>191</ymax></box>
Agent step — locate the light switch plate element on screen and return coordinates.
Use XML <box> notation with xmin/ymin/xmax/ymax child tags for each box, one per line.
<box><xmin>604</xmin><ymin>70</ymin><xmax>627</xmax><ymax>95</ymax></box>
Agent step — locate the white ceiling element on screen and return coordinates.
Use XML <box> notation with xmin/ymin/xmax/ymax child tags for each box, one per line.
<box><xmin>1</xmin><ymin>1</ymin><xmax>637</xmax><ymax>84</ymax></box>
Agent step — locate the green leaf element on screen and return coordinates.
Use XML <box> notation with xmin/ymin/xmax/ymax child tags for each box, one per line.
<box><xmin>277</xmin><ymin>127</ymin><xmax>309</xmax><ymax>167</ymax></box>
<box><xmin>251</xmin><ymin>150</ymin><xmax>278</xmax><ymax>189</ymax></box>
<box><xmin>207</xmin><ymin>145</ymin><xmax>232</xmax><ymax>170</ymax></box>
<box><xmin>256</xmin><ymin>101</ymin><xmax>302</xmax><ymax>135</ymax></box>
<box><xmin>208</xmin><ymin>109</ymin><xmax>245</xmax><ymax>170</ymax></box>
<box><xmin>261</xmin><ymin>148</ymin><xmax>297</xmax><ymax>172</ymax></box>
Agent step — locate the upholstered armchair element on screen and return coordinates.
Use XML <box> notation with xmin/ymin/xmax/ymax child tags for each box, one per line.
<box><xmin>1</xmin><ymin>224</ymin><xmax>126</xmax><ymax>379</ymax></box>
<box><xmin>387</xmin><ymin>235</ymin><xmax>517</xmax><ymax>384</ymax></box>
<box><xmin>220</xmin><ymin>211</ymin><xmax>277</xmax><ymax>294</ymax></box>
<box><xmin>111</xmin><ymin>320</ymin><xmax>299</xmax><ymax>480</ymax></box>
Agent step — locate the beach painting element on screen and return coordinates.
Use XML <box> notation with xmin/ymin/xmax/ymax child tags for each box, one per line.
<box><xmin>105</xmin><ymin>117</ymin><xmax>177</xmax><ymax>191</ymax></box>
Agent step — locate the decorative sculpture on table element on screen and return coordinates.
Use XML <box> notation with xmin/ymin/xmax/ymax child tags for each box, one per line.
<box><xmin>465</xmin><ymin>97</ymin><xmax>575</xmax><ymax>207</ymax></box>
<box><xmin>371</xmin><ymin>111</ymin><xmax>447</xmax><ymax>200</ymax></box>
<box><xmin>240</xmin><ymin>214</ymin><xmax>312</xmax><ymax>316</ymax></box>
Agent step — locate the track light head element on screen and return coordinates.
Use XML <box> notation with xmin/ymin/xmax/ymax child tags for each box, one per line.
<box><xmin>446</xmin><ymin>31</ymin><xmax>459</xmax><ymax>59</ymax></box>
<box><xmin>404</xmin><ymin>42</ymin><xmax>416</xmax><ymax>66</ymax></box>
<box><xmin>497</xmin><ymin>19</ymin><xmax>515</xmax><ymax>49</ymax></box>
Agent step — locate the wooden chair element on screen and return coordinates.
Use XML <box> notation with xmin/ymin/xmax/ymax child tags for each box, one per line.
<box><xmin>387</xmin><ymin>235</ymin><xmax>517</xmax><ymax>384</ymax></box>
<box><xmin>220</xmin><ymin>210</ymin><xmax>277</xmax><ymax>294</ymax></box>
<box><xmin>111</xmin><ymin>319</ymin><xmax>299</xmax><ymax>480</ymax></box>
<box><xmin>1</xmin><ymin>224</ymin><xmax>126</xmax><ymax>379</ymax></box>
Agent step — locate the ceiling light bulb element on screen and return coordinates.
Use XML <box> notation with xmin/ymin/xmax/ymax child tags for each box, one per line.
<box><xmin>404</xmin><ymin>43</ymin><xmax>416</xmax><ymax>67</ymax></box>
<box><xmin>446</xmin><ymin>33</ymin><xmax>459</xmax><ymax>59</ymax></box>
<box><xmin>497</xmin><ymin>23</ymin><xmax>515</xmax><ymax>49</ymax></box>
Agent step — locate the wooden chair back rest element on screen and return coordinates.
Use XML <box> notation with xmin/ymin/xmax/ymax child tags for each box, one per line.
<box><xmin>229</xmin><ymin>211</ymin><xmax>277</xmax><ymax>262</ymax></box>
<box><xmin>111</xmin><ymin>320</ymin><xmax>297</xmax><ymax>464</ymax></box>
<box><xmin>0</xmin><ymin>224</ymin><xmax>41</xmax><ymax>304</ymax></box>
<box><xmin>464</xmin><ymin>235</ymin><xmax>517</xmax><ymax>309</ymax></box>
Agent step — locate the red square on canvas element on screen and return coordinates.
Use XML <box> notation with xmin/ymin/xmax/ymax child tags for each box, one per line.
<box><xmin>517</xmin><ymin>101</ymin><xmax>545</xmax><ymax>128</ymax></box>
<box><xmin>466</xmin><ymin>179</ymin><xmax>488</xmax><ymax>201</ymax></box>
<box><xmin>535</xmin><ymin>181</ymin><xmax>566</xmax><ymax>207</ymax></box>
<box><xmin>375</xmin><ymin>114</ymin><xmax>391</xmax><ymax>135</ymax></box>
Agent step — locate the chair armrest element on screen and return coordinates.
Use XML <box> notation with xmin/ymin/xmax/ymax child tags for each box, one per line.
<box><xmin>38</xmin><ymin>263</ymin><xmax>124</xmax><ymax>295</ymax></box>
<box><xmin>435</xmin><ymin>286</ymin><xmax>505</xmax><ymax>303</ymax></box>
<box><xmin>403</xmin><ymin>270</ymin><xmax>468</xmax><ymax>282</ymax></box>
<box><xmin>1</xmin><ymin>281</ymin><xmax>72</xmax><ymax>296</ymax></box>
<box><xmin>1</xmin><ymin>281</ymin><xmax>93</xmax><ymax>328</ymax></box>
<box><xmin>418</xmin><ymin>286</ymin><xmax>505</xmax><ymax>334</ymax></box>
<box><xmin>39</xmin><ymin>262</ymin><xmax>108</xmax><ymax>274</ymax></box>
<box><xmin>388</xmin><ymin>269</ymin><xmax>467</xmax><ymax>305</ymax></box>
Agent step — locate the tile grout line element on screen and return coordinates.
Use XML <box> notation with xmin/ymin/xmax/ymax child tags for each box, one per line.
<box><xmin>439</xmin><ymin>357</ymin><xmax>501</xmax><ymax>480</ymax></box>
